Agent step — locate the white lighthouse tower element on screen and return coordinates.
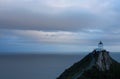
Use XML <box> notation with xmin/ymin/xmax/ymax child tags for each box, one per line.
<box><xmin>96</xmin><ymin>41</ymin><xmax>103</xmax><ymax>51</ymax></box>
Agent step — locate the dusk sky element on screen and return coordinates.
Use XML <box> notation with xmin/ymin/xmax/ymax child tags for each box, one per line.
<box><xmin>0</xmin><ymin>0</ymin><xmax>120</xmax><ymax>53</ymax></box>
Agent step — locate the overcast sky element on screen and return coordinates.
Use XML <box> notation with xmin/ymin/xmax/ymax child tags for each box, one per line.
<box><xmin>0</xmin><ymin>0</ymin><xmax>120</xmax><ymax>53</ymax></box>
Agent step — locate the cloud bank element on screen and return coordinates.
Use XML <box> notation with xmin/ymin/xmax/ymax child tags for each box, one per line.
<box><xmin>0</xmin><ymin>0</ymin><xmax>120</xmax><ymax>52</ymax></box>
<box><xmin>0</xmin><ymin>0</ymin><xmax>119</xmax><ymax>31</ymax></box>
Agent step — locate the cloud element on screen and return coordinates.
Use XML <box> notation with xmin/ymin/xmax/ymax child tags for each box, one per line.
<box><xmin>0</xmin><ymin>0</ymin><xmax>120</xmax><ymax>52</ymax></box>
<box><xmin>1</xmin><ymin>29</ymin><xmax>120</xmax><ymax>46</ymax></box>
<box><xmin>0</xmin><ymin>0</ymin><xmax>119</xmax><ymax>31</ymax></box>
<box><xmin>1</xmin><ymin>28</ymin><xmax>120</xmax><ymax>52</ymax></box>
<box><xmin>0</xmin><ymin>29</ymin><xmax>91</xmax><ymax>46</ymax></box>
<box><xmin>0</xmin><ymin>29</ymin><xmax>77</xmax><ymax>44</ymax></box>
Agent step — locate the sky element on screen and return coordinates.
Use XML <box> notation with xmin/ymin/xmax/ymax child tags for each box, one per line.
<box><xmin>0</xmin><ymin>0</ymin><xmax>120</xmax><ymax>54</ymax></box>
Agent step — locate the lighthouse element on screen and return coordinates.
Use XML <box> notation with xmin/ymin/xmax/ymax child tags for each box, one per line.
<box><xmin>96</xmin><ymin>41</ymin><xmax>103</xmax><ymax>51</ymax></box>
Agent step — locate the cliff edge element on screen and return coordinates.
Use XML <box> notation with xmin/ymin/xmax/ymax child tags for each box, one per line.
<box><xmin>57</xmin><ymin>50</ymin><xmax>120</xmax><ymax>79</ymax></box>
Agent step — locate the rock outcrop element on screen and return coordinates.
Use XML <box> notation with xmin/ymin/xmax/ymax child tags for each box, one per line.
<box><xmin>93</xmin><ymin>50</ymin><xmax>112</xmax><ymax>71</ymax></box>
<box><xmin>57</xmin><ymin>50</ymin><xmax>120</xmax><ymax>79</ymax></box>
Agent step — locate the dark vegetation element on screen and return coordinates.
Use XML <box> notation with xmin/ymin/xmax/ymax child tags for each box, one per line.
<box><xmin>79</xmin><ymin>61</ymin><xmax>120</xmax><ymax>79</ymax></box>
<box><xmin>57</xmin><ymin>54</ymin><xmax>93</xmax><ymax>79</ymax></box>
<box><xmin>57</xmin><ymin>52</ymin><xmax>120</xmax><ymax>79</ymax></box>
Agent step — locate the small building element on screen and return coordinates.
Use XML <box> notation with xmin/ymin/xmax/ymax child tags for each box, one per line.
<box><xmin>96</xmin><ymin>41</ymin><xmax>104</xmax><ymax>52</ymax></box>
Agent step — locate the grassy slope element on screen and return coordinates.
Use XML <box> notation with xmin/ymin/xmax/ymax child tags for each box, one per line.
<box><xmin>57</xmin><ymin>52</ymin><xmax>120</xmax><ymax>79</ymax></box>
<box><xmin>57</xmin><ymin>53</ymin><xmax>92</xmax><ymax>79</ymax></box>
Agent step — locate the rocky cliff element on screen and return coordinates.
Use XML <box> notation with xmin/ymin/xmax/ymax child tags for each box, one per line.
<box><xmin>94</xmin><ymin>50</ymin><xmax>112</xmax><ymax>71</ymax></box>
<box><xmin>57</xmin><ymin>50</ymin><xmax>120</xmax><ymax>79</ymax></box>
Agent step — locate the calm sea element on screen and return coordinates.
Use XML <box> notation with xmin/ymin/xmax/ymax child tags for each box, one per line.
<box><xmin>0</xmin><ymin>53</ymin><xmax>119</xmax><ymax>79</ymax></box>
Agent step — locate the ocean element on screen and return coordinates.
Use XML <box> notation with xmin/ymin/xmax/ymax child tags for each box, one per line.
<box><xmin>0</xmin><ymin>53</ymin><xmax>119</xmax><ymax>79</ymax></box>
